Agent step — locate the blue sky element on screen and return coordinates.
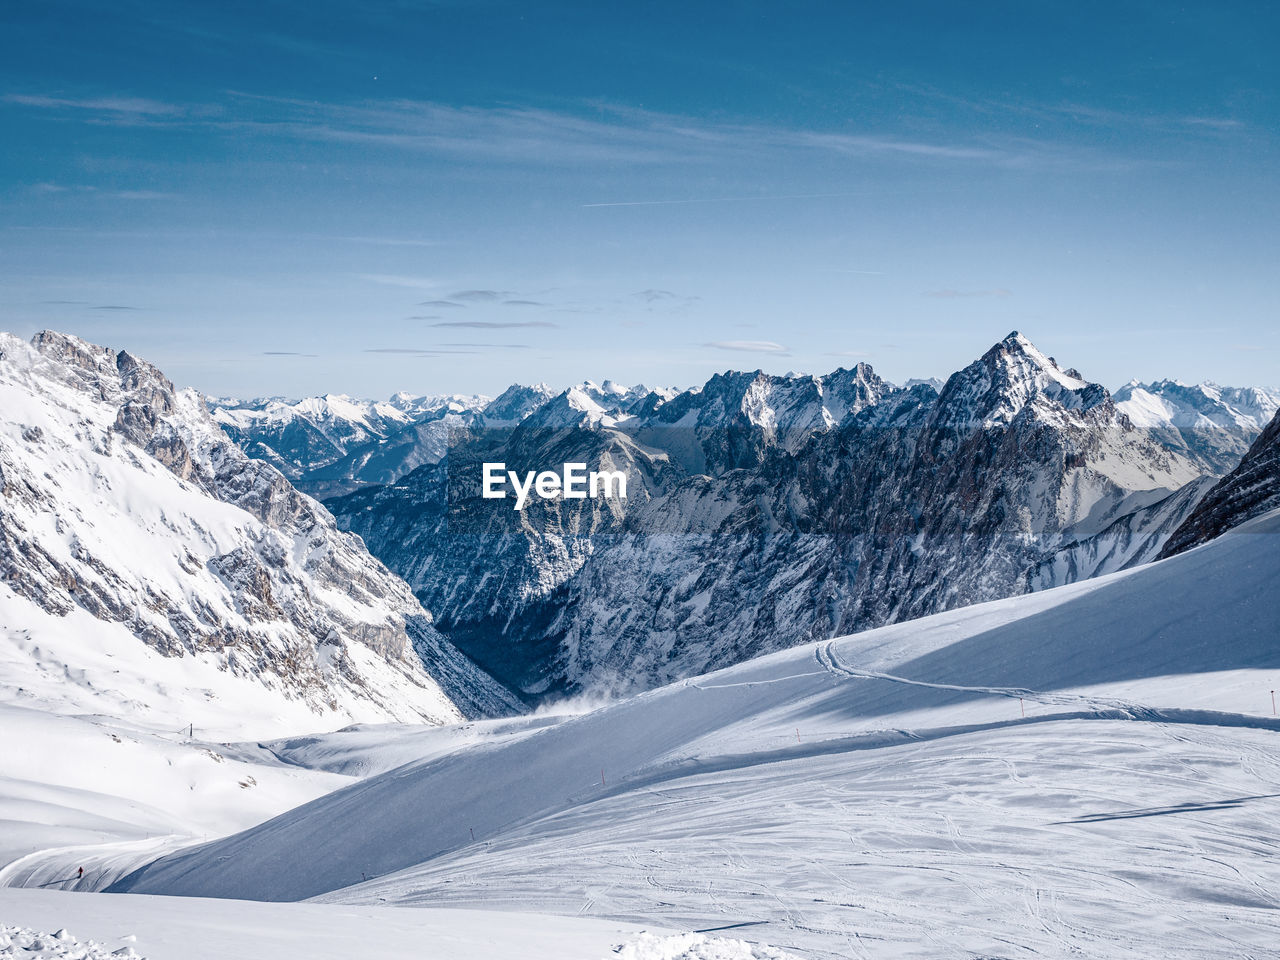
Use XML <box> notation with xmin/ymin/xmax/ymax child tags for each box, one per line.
<box><xmin>1</xmin><ymin>1</ymin><xmax>1276</xmax><ymax>398</ymax></box>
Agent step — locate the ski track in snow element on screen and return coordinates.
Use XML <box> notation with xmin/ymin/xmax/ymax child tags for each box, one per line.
<box><xmin>327</xmin><ymin>718</ymin><xmax>1280</xmax><ymax>959</ymax></box>
<box><xmin>5</xmin><ymin>515</ymin><xmax>1280</xmax><ymax>958</ymax></box>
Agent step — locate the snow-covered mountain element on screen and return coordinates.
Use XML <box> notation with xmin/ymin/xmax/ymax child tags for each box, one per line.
<box><xmin>291</xmin><ymin>410</ymin><xmax>473</xmax><ymax>500</ymax></box>
<box><xmin>1113</xmin><ymin>378</ymin><xmax>1280</xmax><ymax>472</ymax></box>
<box><xmin>542</xmin><ymin>333</ymin><xmax>1205</xmax><ymax>693</ymax></box>
<box><xmin>217</xmin><ymin>381</ymin><xmax>674</xmax><ymax>500</ymax></box>
<box><xmin>1158</xmin><ymin>404</ymin><xmax>1280</xmax><ymax>559</ymax></box>
<box><xmin>327</xmin><ymin>333</ymin><xmax>1218</xmax><ymax>698</ymax></box>
<box><xmin>209</xmin><ymin>391</ymin><xmax>489</xmax><ymax>480</ymax></box>
<box><xmin>0</xmin><ymin>331</ymin><xmax>519</xmax><ymax>732</ymax></box>
<box><xmin>478</xmin><ymin>382</ymin><xmax>559</xmax><ymax>425</ymax></box>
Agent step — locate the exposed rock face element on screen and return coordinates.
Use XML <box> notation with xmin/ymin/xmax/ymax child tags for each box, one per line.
<box><xmin>1158</xmin><ymin>406</ymin><xmax>1280</xmax><ymax>558</ymax></box>
<box><xmin>328</xmin><ymin>333</ymin><xmax>1214</xmax><ymax>699</ymax></box>
<box><xmin>0</xmin><ymin>330</ymin><xmax>520</xmax><ymax>723</ymax></box>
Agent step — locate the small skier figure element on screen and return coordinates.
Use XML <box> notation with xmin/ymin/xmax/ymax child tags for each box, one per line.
<box><xmin>77</xmin><ymin>867</ymin><xmax>83</xmax><ymax>879</ymax></box>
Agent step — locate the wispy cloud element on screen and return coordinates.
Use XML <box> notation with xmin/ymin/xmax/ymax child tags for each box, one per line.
<box><xmin>263</xmin><ymin>350</ymin><xmax>318</xmax><ymax>357</ymax></box>
<box><xmin>26</xmin><ymin>182</ymin><xmax>181</xmax><ymax>201</ymax></box>
<box><xmin>584</xmin><ymin>191</ymin><xmax>873</xmax><ymax>208</ymax></box>
<box><xmin>4</xmin><ymin>93</ymin><xmax>184</xmax><ymax>116</ymax></box>
<box><xmin>1047</xmin><ymin>101</ymin><xmax>1244</xmax><ymax>133</ymax></box>
<box><xmin>356</xmin><ymin>273</ymin><xmax>439</xmax><ymax>290</ymax></box>
<box><xmin>631</xmin><ymin>289</ymin><xmax>699</xmax><ymax>310</ymax></box>
<box><xmin>364</xmin><ymin>347</ymin><xmax>479</xmax><ymax>355</ymax></box>
<box><xmin>429</xmin><ymin>320</ymin><xmax>558</xmax><ymax>329</ymax></box>
<box><xmin>20</xmin><ymin>88</ymin><xmax>1107</xmax><ymax>172</ymax></box>
<box><xmin>501</xmin><ymin>299</ymin><xmax>544</xmax><ymax>307</ymax></box>
<box><xmin>337</xmin><ymin>235</ymin><xmax>446</xmax><ymax>247</ymax></box>
<box><xmin>704</xmin><ymin>340</ymin><xmax>789</xmax><ymax>354</ymax></box>
<box><xmin>441</xmin><ymin>342</ymin><xmax>531</xmax><ymax>349</ymax></box>
<box><xmin>449</xmin><ymin>289</ymin><xmax>513</xmax><ymax>302</ymax></box>
<box><xmin>105</xmin><ymin>190</ymin><xmax>181</xmax><ymax>201</ymax></box>
<box><xmin>635</xmin><ymin>289</ymin><xmax>680</xmax><ymax>303</ymax></box>
<box><xmin>8</xmin><ymin>88</ymin><xmax>1158</xmax><ymax>175</ymax></box>
<box><xmin>889</xmin><ymin>81</ymin><xmax>1245</xmax><ymax>137</ymax></box>
<box><xmin>92</xmin><ymin>304</ymin><xmax>141</xmax><ymax>310</ymax></box>
<box><xmin>419</xmin><ymin>299</ymin><xmax>465</xmax><ymax>308</ymax></box>
<box><xmin>924</xmin><ymin>288</ymin><xmax>1011</xmax><ymax>299</ymax></box>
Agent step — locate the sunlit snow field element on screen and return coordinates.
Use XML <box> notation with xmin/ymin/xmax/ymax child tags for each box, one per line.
<box><xmin>3</xmin><ymin>512</ymin><xmax>1279</xmax><ymax>958</ymax></box>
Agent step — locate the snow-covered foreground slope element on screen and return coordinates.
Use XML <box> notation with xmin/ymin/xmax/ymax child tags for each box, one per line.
<box><xmin>0</xmin><ymin>888</ymin><xmax>702</xmax><ymax>960</ymax></box>
<box><xmin>0</xmin><ymin>702</ymin><xmax>348</xmax><ymax>887</ymax></box>
<box><xmin>102</xmin><ymin>510</ymin><xmax>1280</xmax><ymax>958</ymax></box>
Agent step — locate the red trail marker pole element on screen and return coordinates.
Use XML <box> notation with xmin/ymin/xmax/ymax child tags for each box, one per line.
<box><xmin>1020</xmin><ymin>698</ymin><xmax>1025</xmax><ymax>717</ymax></box>
<box><xmin>1271</xmin><ymin>690</ymin><xmax>1276</xmax><ymax>716</ymax></box>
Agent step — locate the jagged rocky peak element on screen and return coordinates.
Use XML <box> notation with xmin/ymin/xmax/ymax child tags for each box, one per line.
<box><xmin>651</xmin><ymin>365</ymin><xmax>884</xmax><ymax>432</ymax></box>
<box><xmin>818</xmin><ymin>362</ymin><xmax>894</xmax><ymax>424</ymax></box>
<box><xmin>573</xmin><ymin>379</ymin><xmax>655</xmax><ymax>414</ymax></box>
<box><xmin>517</xmin><ymin>385</ymin><xmax>618</xmax><ymax>432</ymax></box>
<box><xmin>482</xmin><ymin>382</ymin><xmax>558</xmax><ymax>423</ymax></box>
<box><xmin>1</xmin><ymin>329</ymin><xmax>520</xmax><ymax>725</ymax></box>
<box><xmin>931</xmin><ymin>330</ymin><xmax>1108</xmax><ymax>430</ymax></box>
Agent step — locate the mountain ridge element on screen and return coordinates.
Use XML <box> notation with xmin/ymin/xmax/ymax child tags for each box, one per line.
<box><xmin>323</xmin><ymin>332</ymin><xmax>1226</xmax><ymax>699</ymax></box>
<box><xmin>0</xmin><ymin>330</ymin><xmax>521</xmax><ymax>732</ymax></box>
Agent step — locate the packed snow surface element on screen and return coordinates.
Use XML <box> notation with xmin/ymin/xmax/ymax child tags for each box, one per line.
<box><xmin>0</xmin><ymin>888</ymin><xmax>675</xmax><ymax>960</ymax></box>
<box><xmin>87</xmin><ymin>510</ymin><xmax>1280</xmax><ymax>958</ymax></box>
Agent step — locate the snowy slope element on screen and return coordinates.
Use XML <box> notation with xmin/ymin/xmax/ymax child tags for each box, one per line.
<box><xmin>0</xmin><ymin>888</ymin><xmax>696</xmax><ymax>960</ymax></box>
<box><xmin>0</xmin><ymin>701</ymin><xmax>349</xmax><ymax>888</ymax></box>
<box><xmin>104</xmin><ymin>509</ymin><xmax>1280</xmax><ymax>957</ymax></box>
<box><xmin>0</xmin><ymin>330</ymin><xmax>518</xmax><ymax>728</ymax></box>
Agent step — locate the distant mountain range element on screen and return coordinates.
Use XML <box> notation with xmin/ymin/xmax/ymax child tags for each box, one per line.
<box><xmin>260</xmin><ymin>332</ymin><xmax>1275</xmax><ymax>700</ymax></box>
<box><xmin>1113</xmin><ymin>379</ymin><xmax>1280</xmax><ymax>473</ymax></box>
<box><xmin>209</xmin><ymin>361</ymin><xmax>1278</xmax><ymax>502</ymax></box>
<box><xmin>5</xmin><ymin>328</ymin><xmax>1274</xmax><ymax>719</ymax></box>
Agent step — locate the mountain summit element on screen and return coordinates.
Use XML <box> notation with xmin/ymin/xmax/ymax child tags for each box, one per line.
<box><xmin>327</xmin><ymin>333</ymin><xmax>1212</xmax><ymax>698</ymax></box>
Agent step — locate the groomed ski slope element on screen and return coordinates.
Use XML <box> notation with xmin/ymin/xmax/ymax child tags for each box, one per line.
<box><xmin>0</xmin><ymin>887</ymin><xmax>735</xmax><ymax>960</ymax></box>
<box><xmin>102</xmin><ymin>510</ymin><xmax>1280</xmax><ymax>958</ymax></box>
